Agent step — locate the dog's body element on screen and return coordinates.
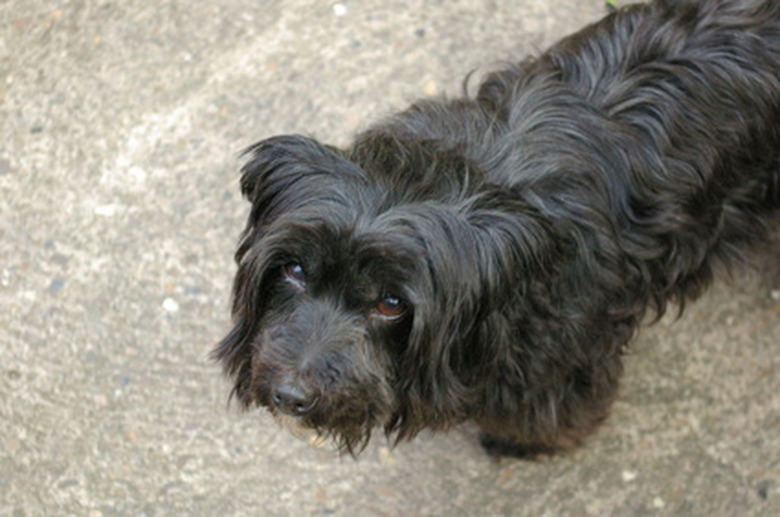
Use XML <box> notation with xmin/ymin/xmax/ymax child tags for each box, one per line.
<box><xmin>216</xmin><ymin>0</ymin><xmax>780</xmax><ymax>457</ymax></box>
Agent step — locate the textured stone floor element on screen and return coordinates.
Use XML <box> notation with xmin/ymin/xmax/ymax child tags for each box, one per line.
<box><xmin>1</xmin><ymin>1</ymin><xmax>778</xmax><ymax>515</ymax></box>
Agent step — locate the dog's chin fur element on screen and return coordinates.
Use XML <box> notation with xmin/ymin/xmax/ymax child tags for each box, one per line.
<box><xmin>274</xmin><ymin>411</ymin><xmax>393</xmax><ymax>455</ymax></box>
<box><xmin>273</xmin><ymin>413</ymin><xmax>322</xmax><ymax>445</ymax></box>
<box><xmin>215</xmin><ymin>0</ymin><xmax>780</xmax><ymax>458</ymax></box>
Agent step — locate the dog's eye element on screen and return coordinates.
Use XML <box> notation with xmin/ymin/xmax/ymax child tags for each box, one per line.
<box><xmin>282</xmin><ymin>262</ymin><xmax>307</xmax><ymax>288</ymax></box>
<box><xmin>374</xmin><ymin>295</ymin><xmax>407</xmax><ymax>320</ymax></box>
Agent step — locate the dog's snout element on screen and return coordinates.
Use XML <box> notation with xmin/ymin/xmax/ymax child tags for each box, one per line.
<box><xmin>272</xmin><ymin>382</ymin><xmax>319</xmax><ymax>416</ymax></box>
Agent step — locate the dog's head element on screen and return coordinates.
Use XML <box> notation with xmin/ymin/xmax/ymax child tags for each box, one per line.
<box><xmin>214</xmin><ymin>134</ymin><xmax>556</xmax><ymax>453</ymax></box>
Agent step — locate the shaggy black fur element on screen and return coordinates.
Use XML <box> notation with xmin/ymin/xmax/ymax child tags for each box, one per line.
<box><xmin>215</xmin><ymin>0</ymin><xmax>780</xmax><ymax>457</ymax></box>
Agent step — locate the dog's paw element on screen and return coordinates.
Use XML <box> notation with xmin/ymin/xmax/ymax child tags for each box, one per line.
<box><xmin>478</xmin><ymin>432</ymin><xmax>557</xmax><ymax>460</ymax></box>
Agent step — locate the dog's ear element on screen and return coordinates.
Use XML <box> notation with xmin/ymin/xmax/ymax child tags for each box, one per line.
<box><xmin>466</xmin><ymin>188</ymin><xmax>560</xmax><ymax>284</ymax></box>
<box><xmin>239</xmin><ymin>135</ymin><xmax>364</xmax><ymax>229</ymax></box>
<box><xmin>385</xmin><ymin>195</ymin><xmax>560</xmax><ymax>436</ymax></box>
<box><xmin>234</xmin><ymin>135</ymin><xmax>369</xmax><ymax>267</ymax></box>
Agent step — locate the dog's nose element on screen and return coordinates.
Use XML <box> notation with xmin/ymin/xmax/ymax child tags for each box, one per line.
<box><xmin>272</xmin><ymin>383</ymin><xmax>318</xmax><ymax>416</ymax></box>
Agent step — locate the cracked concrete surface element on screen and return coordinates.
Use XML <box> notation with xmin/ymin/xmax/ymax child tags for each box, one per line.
<box><xmin>1</xmin><ymin>1</ymin><xmax>778</xmax><ymax>515</ymax></box>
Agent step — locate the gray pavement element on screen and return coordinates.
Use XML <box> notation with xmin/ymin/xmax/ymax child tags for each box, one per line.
<box><xmin>1</xmin><ymin>1</ymin><xmax>779</xmax><ymax>515</ymax></box>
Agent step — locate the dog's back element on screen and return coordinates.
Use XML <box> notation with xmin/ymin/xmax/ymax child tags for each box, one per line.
<box><xmin>356</xmin><ymin>0</ymin><xmax>780</xmax><ymax>314</ymax></box>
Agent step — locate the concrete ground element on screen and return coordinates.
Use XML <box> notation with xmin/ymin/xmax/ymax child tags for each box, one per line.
<box><xmin>1</xmin><ymin>0</ymin><xmax>779</xmax><ymax>515</ymax></box>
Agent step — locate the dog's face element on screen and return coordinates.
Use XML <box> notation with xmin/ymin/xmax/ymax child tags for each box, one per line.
<box><xmin>215</xmin><ymin>135</ymin><xmax>555</xmax><ymax>453</ymax></box>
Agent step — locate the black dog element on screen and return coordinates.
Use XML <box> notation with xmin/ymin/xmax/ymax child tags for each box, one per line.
<box><xmin>215</xmin><ymin>0</ymin><xmax>780</xmax><ymax>457</ymax></box>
